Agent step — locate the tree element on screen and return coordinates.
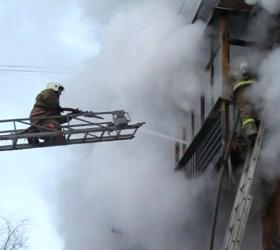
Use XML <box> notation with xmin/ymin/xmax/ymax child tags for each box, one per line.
<box><xmin>0</xmin><ymin>216</ymin><xmax>30</xmax><ymax>250</ymax></box>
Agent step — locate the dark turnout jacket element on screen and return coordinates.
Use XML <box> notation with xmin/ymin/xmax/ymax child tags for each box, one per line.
<box><xmin>30</xmin><ymin>89</ymin><xmax>68</xmax><ymax>125</ymax></box>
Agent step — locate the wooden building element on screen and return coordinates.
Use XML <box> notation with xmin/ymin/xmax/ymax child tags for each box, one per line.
<box><xmin>175</xmin><ymin>1</ymin><xmax>280</xmax><ymax>249</ymax></box>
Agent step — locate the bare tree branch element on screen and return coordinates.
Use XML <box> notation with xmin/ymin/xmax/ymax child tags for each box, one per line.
<box><xmin>0</xmin><ymin>216</ymin><xmax>30</xmax><ymax>250</ymax></box>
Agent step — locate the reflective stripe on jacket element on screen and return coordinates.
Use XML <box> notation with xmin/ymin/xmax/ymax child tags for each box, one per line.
<box><xmin>242</xmin><ymin>118</ymin><xmax>256</xmax><ymax>128</ymax></box>
<box><xmin>233</xmin><ymin>79</ymin><xmax>256</xmax><ymax>93</ymax></box>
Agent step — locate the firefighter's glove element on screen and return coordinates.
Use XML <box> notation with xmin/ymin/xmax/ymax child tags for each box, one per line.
<box><xmin>58</xmin><ymin>106</ymin><xmax>64</xmax><ymax>112</ymax></box>
<box><xmin>72</xmin><ymin>108</ymin><xmax>81</xmax><ymax>114</ymax></box>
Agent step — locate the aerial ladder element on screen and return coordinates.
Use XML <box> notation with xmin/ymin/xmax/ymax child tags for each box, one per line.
<box><xmin>222</xmin><ymin>122</ymin><xmax>265</xmax><ymax>250</ymax></box>
<box><xmin>0</xmin><ymin>110</ymin><xmax>145</xmax><ymax>151</ymax></box>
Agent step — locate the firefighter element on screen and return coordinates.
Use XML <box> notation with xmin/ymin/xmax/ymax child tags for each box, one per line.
<box><xmin>29</xmin><ymin>82</ymin><xmax>71</xmax><ymax>144</ymax></box>
<box><xmin>232</xmin><ymin>61</ymin><xmax>258</xmax><ymax>143</ymax></box>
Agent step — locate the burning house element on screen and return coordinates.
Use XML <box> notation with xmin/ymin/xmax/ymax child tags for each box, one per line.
<box><xmin>175</xmin><ymin>0</ymin><xmax>280</xmax><ymax>249</ymax></box>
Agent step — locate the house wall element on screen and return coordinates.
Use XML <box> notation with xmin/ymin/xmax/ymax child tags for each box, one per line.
<box><xmin>218</xmin><ymin>0</ymin><xmax>251</xmax><ymax>10</ymax></box>
<box><xmin>179</xmin><ymin>1</ymin><xmax>280</xmax><ymax>249</ymax></box>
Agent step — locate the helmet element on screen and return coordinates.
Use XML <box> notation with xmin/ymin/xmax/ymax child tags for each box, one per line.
<box><xmin>239</xmin><ymin>61</ymin><xmax>250</xmax><ymax>75</ymax></box>
<box><xmin>47</xmin><ymin>81</ymin><xmax>64</xmax><ymax>92</ymax></box>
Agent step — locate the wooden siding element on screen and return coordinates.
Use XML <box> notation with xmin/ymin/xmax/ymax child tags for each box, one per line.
<box><xmin>218</xmin><ymin>0</ymin><xmax>251</xmax><ymax>10</ymax></box>
<box><xmin>192</xmin><ymin>0</ymin><xmax>218</xmax><ymax>23</ymax></box>
<box><xmin>193</xmin><ymin>0</ymin><xmax>253</xmax><ymax>23</ymax></box>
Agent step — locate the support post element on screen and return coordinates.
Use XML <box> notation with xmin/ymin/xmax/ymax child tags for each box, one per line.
<box><xmin>210</xmin><ymin>37</ymin><xmax>215</xmax><ymax>105</ymax></box>
<box><xmin>182</xmin><ymin>126</ymin><xmax>187</xmax><ymax>155</ymax></box>
<box><xmin>200</xmin><ymin>95</ymin><xmax>205</xmax><ymax>125</ymax></box>
<box><xmin>208</xmin><ymin>12</ymin><xmax>230</xmax><ymax>250</ymax></box>
<box><xmin>191</xmin><ymin>111</ymin><xmax>195</xmax><ymax>139</ymax></box>
<box><xmin>221</xmin><ymin>14</ymin><xmax>230</xmax><ymax>101</ymax></box>
<box><xmin>220</xmin><ymin>12</ymin><xmax>230</xmax><ymax>151</ymax></box>
<box><xmin>175</xmin><ymin>142</ymin><xmax>180</xmax><ymax>165</ymax></box>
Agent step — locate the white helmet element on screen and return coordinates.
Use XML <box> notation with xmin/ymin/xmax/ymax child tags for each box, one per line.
<box><xmin>239</xmin><ymin>61</ymin><xmax>250</xmax><ymax>75</ymax></box>
<box><xmin>47</xmin><ymin>81</ymin><xmax>64</xmax><ymax>92</ymax></box>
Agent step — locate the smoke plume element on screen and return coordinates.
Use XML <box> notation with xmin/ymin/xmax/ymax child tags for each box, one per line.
<box><xmin>51</xmin><ymin>1</ymin><xmax>280</xmax><ymax>249</ymax></box>
<box><xmin>250</xmin><ymin>48</ymin><xmax>280</xmax><ymax>181</ymax></box>
<box><xmin>53</xmin><ymin>1</ymin><xmax>212</xmax><ymax>250</ymax></box>
<box><xmin>245</xmin><ymin>0</ymin><xmax>280</xmax><ymax>14</ymax></box>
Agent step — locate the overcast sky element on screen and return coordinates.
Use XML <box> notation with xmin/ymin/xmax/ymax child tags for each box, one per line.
<box><xmin>0</xmin><ymin>1</ymin><xmax>99</xmax><ymax>249</ymax></box>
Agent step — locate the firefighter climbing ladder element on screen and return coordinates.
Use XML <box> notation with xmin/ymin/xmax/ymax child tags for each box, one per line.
<box><xmin>0</xmin><ymin>110</ymin><xmax>145</xmax><ymax>151</ymax></box>
<box><xmin>222</xmin><ymin>122</ymin><xmax>265</xmax><ymax>250</ymax></box>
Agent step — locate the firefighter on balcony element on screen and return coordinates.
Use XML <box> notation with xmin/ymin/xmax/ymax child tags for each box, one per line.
<box><xmin>29</xmin><ymin>82</ymin><xmax>77</xmax><ymax>144</ymax></box>
<box><xmin>232</xmin><ymin>61</ymin><xmax>258</xmax><ymax>142</ymax></box>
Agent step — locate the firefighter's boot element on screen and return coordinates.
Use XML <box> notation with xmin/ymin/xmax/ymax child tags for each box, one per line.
<box><xmin>51</xmin><ymin>135</ymin><xmax>66</xmax><ymax>145</ymax></box>
<box><xmin>28</xmin><ymin>137</ymin><xmax>40</xmax><ymax>145</ymax></box>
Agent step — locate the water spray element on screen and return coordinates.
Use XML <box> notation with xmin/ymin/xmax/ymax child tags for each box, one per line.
<box><xmin>141</xmin><ymin>128</ymin><xmax>189</xmax><ymax>145</ymax></box>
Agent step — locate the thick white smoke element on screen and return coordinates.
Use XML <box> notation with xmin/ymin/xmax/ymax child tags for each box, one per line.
<box><xmin>251</xmin><ymin>48</ymin><xmax>280</xmax><ymax>181</ymax></box>
<box><xmin>53</xmin><ymin>1</ymin><xmax>213</xmax><ymax>250</ymax></box>
<box><xmin>67</xmin><ymin>1</ymin><xmax>207</xmax><ymax>131</ymax></box>
<box><xmin>51</xmin><ymin>0</ymin><xmax>280</xmax><ymax>249</ymax></box>
<box><xmin>245</xmin><ymin>0</ymin><xmax>280</xmax><ymax>14</ymax></box>
<box><xmin>234</xmin><ymin>47</ymin><xmax>280</xmax><ymax>250</ymax></box>
<box><xmin>79</xmin><ymin>0</ymin><xmax>201</xmax><ymax>24</ymax></box>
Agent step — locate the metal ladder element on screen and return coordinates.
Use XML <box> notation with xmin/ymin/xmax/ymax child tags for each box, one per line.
<box><xmin>0</xmin><ymin>110</ymin><xmax>145</xmax><ymax>151</ymax></box>
<box><xmin>222</xmin><ymin>122</ymin><xmax>265</xmax><ymax>250</ymax></box>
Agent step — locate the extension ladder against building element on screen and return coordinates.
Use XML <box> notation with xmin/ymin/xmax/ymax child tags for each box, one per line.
<box><xmin>222</xmin><ymin>122</ymin><xmax>265</xmax><ymax>250</ymax></box>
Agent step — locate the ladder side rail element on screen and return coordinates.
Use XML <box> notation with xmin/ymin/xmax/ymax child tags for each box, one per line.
<box><xmin>0</xmin><ymin>128</ymin><xmax>91</xmax><ymax>141</ymax></box>
<box><xmin>0</xmin><ymin>123</ymin><xmax>143</xmax><ymax>141</ymax></box>
<box><xmin>0</xmin><ymin>124</ymin><xmax>144</xmax><ymax>152</ymax></box>
<box><xmin>232</xmin><ymin>124</ymin><xmax>265</xmax><ymax>249</ymax></box>
<box><xmin>0</xmin><ymin>110</ymin><xmax>127</xmax><ymax>124</ymax></box>
<box><xmin>242</xmin><ymin>124</ymin><xmax>265</xmax><ymax>196</ymax></box>
<box><xmin>0</xmin><ymin>113</ymin><xmax>77</xmax><ymax>123</ymax></box>
<box><xmin>0</xmin><ymin>111</ymin><xmax>106</xmax><ymax>124</ymax></box>
<box><xmin>64</xmin><ymin>122</ymin><xmax>110</xmax><ymax>128</ymax></box>
<box><xmin>233</xmin><ymin>195</ymin><xmax>253</xmax><ymax>250</ymax></box>
<box><xmin>72</xmin><ymin>117</ymin><xmax>109</xmax><ymax>128</ymax></box>
<box><xmin>222</xmin><ymin>122</ymin><xmax>265</xmax><ymax>250</ymax></box>
<box><xmin>229</xmin><ymin>193</ymin><xmax>252</xmax><ymax>250</ymax></box>
<box><xmin>0</xmin><ymin>129</ymin><xmax>22</xmax><ymax>135</ymax></box>
<box><xmin>223</xmin><ymin>151</ymin><xmax>252</xmax><ymax>248</ymax></box>
<box><xmin>231</xmin><ymin>123</ymin><xmax>265</xmax><ymax>246</ymax></box>
<box><xmin>18</xmin><ymin>120</ymin><xmax>58</xmax><ymax>132</ymax></box>
<box><xmin>0</xmin><ymin>133</ymin><xmax>136</xmax><ymax>151</ymax></box>
<box><xmin>64</xmin><ymin>120</ymin><xmax>102</xmax><ymax>140</ymax></box>
<box><xmin>226</xmin><ymin>156</ymin><xmax>253</xmax><ymax>248</ymax></box>
<box><xmin>0</xmin><ymin>120</ymin><xmax>35</xmax><ymax>135</ymax></box>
